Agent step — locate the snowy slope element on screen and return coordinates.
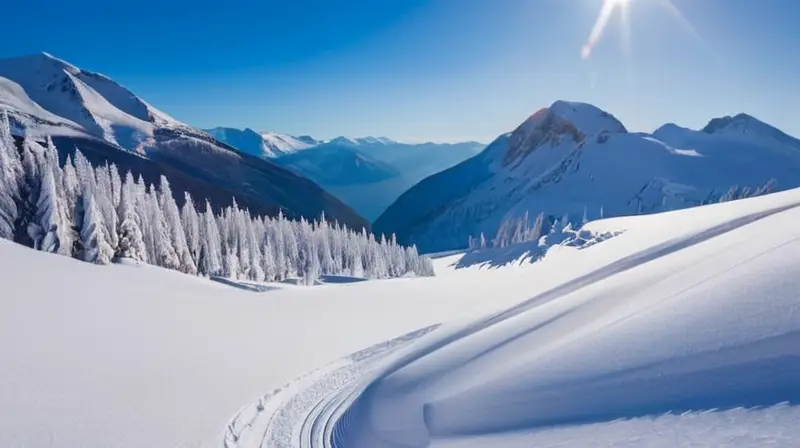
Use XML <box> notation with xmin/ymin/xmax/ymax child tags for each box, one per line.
<box><xmin>225</xmin><ymin>187</ymin><xmax>800</xmax><ymax>448</ymax></box>
<box><xmin>0</xmin><ymin>52</ymin><xmax>192</xmax><ymax>152</ymax></box>
<box><xmin>5</xmin><ymin>187</ymin><xmax>800</xmax><ymax>447</ymax></box>
<box><xmin>375</xmin><ymin>100</ymin><xmax>800</xmax><ymax>252</ymax></box>
<box><xmin>262</xmin><ymin>132</ymin><xmax>318</xmax><ymax>155</ymax></box>
<box><xmin>0</xmin><ymin>236</ymin><xmax>540</xmax><ymax>447</ymax></box>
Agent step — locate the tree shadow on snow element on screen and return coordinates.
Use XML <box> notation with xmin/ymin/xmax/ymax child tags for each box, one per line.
<box><xmin>210</xmin><ymin>276</ymin><xmax>282</xmax><ymax>292</ymax></box>
<box><xmin>456</xmin><ymin>242</ymin><xmax>546</xmax><ymax>269</ymax></box>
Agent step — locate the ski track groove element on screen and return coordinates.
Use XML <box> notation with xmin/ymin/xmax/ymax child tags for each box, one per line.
<box><xmin>222</xmin><ymin>326</ymin><xmax>438</xmax><ymax>448</ymax></box>
<box><xmin>222</xmin><ymin>200</ymin><xmax>800</xmax><ymax>448</ymax></box>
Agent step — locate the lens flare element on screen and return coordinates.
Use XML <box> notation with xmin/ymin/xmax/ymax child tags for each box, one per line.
<box><xmin>582</xmin><ymin>0</ymin><xmax>626</xmax><ymax>60</ymax></box>
<box><xmin>582</xmin><ymin>0</ymin><xmax>711</xmax><ymax>61</ymax></box>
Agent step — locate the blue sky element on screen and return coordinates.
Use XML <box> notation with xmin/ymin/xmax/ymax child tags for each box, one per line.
<box><xmin>3</xmin><ymin>0</ymin><xmax>797</xmax><ymax>142</ymax></box>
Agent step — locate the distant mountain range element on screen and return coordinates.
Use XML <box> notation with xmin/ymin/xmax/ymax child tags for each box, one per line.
<box><xmin>0</xmin><ymin>53</ymin><xmax>366</xmax><ymax>229</ymax></box>
<box><xmin>374</xmin><ymin>100</ymin><xmax>800</xmax><ymax>253</ymax></box>
<box><xmin>208</xmin><ymin>127</ymin><xmax>485</xmax><ymax>220</ymax></box>
<box><xmin>205</xmin><ymin>127</ymin><xmax>319</xmax><ymax>158</ymax></box>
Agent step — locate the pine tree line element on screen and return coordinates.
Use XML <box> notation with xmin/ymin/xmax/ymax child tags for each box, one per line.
<box><xmin>718</xmin><ymin>179</ymin><xmax>777</xmax><ymax>203</ymax></box>
<box><xmin>467</xmin><ymin>209</ymin><xmax>612</xmax><ymax>254</ymax></box>
<box><xmin>0</xmin><ymin>112</ymin><xmax>434</xmax><ymax>284</ymax></box>
<box><xmin>469</xmin><ymin>210</ymin><xmax>588</xmax><ymax>250</ymax></box>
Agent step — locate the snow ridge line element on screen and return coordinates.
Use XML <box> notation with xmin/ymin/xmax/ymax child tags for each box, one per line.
<box><xmin>327</xmin><ymin>200</ymin><xmax>800</xmax><ymax>448</ymax></box>
<box><xmin>221</xmin><ymin>326</ymin><xmax>438</xmax><ymax>448</ymax></box>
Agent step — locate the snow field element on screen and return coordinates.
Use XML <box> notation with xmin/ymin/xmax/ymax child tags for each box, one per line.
<box><xmin>223</xmin><ymin>188</ymin><xmax>800</xmax><ymax>448</ymax></box>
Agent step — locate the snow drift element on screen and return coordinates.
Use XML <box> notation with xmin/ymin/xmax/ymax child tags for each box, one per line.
<box><xmin>222</xmin><ymin>187</ymin><xmax>800</xmax><ymax>448</ymax></box>
<box><xmin>335</xmin><ymin>189</ymin><xmax>800</xmax><ymax>447</ymax></box>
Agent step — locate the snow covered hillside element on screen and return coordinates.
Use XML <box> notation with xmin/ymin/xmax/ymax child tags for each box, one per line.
<box><xmin>0</xmin><ymin>53</ymin><xmax>367</xmax><ymax>228</ymax></box>
<box><xmin>0</xmin><ymin>231</ymin><xmax>516</xmax><ymax>448</ymax></box>
<box><xmin>5</xmin><ymin>186</ymin><xmax>800</xmax><ymax>447</ymax></box>
<box><xmin>224</xmin><ymin>187</ymin><xmax>800</xmax><ymax>448</ymax></box>
<box><xmin>210</xmin><ymin>128</ymin><xmax>485</xmax><ymax>220</ymax></box>
<box><xmin>375</xmin><ymin>100</ymin><xmax>800</xmax><ymax>252</ymax></box>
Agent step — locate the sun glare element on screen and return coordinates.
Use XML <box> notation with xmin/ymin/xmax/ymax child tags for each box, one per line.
<box><xmin>581</xmin><ymin>0</ymin><xmax>626</xmax><ymax>60</ymax></box>
<box><xmin>582</xmin><ymin>0</ymin><xmax>708</xmax><ymax>61</ymax></box>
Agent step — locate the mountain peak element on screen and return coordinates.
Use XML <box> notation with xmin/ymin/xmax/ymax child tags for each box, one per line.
<box><xmin>547</xmin><ymin>100</ymin><xmax>627</xmax><ymax>135</ymax></box>
<box><xmin>702</xmin><ymin>113</ymin><xmax>766</xmax><ymax>134</ymax></box>
<box><xmin>1</xmin><ymin>52</ymin><xmax>80</xmax><ymax>74</ymax></box>
<box><xmin>502</xmin><ymin>101</ymin><xmax>626</xmax><ymax>167</ymax></box>
<box><xmin>701</xmin><ymin>113</ymin><xmax>800</xmax><ymax>147</ymax></box>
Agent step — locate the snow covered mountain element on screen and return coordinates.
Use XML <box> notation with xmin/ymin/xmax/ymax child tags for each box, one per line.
<box><xmin>276</xmin><ymin>144</ymin><xmax>400</xmax><ymax>186</ymax></box>
<box><xmin>0</xmin><ymin>53</ymin><xmax>366</xmax><ymax>228</ymax></box>
<box><xmin>316</xmin><ymin>136</ymin><xmax>486</xmax><ymax>180</ymax></box>
<box><xmin>374</xmin><ymin>100</ymin><xmax>800</xmax><ymax>253</ymax></box>
<box><xmin>0</xmin><ymin>52</ymin><xmax>194</xmax><ymax>152</ymax></box>
<box><xmin>205</xmin><ymin>127</ymin><xmax>318</xmax><ymax>158</ymax></box>
<box><xmin>211</xmin><ymin>127</ymin><xmax>485</xmax><ymax>220</ymax></box>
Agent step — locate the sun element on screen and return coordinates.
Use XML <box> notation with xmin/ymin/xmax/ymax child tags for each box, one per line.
<box><xmin>582</xmin><ymin>0</ymin><xmax>708</xmax><ymax>61</ymax></box>
<box><xmin>582</xmin><ymin>0</ymin><xmax>632</xmax><ymax>60</ymax></box>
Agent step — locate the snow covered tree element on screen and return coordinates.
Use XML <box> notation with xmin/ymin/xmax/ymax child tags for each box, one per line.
<box><xmin>281</xmin><ymin>213</ymin><xmax>299</xmax><ymax>278</ymax></box>
<box><xmin>316</xmin><ymin>213</ymin><xmax>335</xmax><ymax>275</ymax></box>
<box><xmin>94</xmin><ymin>164</ymin><xmax>119</xmax><ymax>251</ymax></box>
<box><xmin>135</xmin><ymin>178</ymin><xmax>157</xmax><ymax>263</ymax></box>
<box><xmin>0</xmin><ymin>110</ymin><xmax>23</xmax><ymax>240</ymax></box>
<box><xmin>261</xmin><ymin>238</ymin><xmax>277</xmax><ymax>282</ymax></box>
<box><xmin>531</xmin><ymin>213</ymin><xmax>544</xmax><ymax>244</ymax></box>
<box><xmin>59</xmin><ymin>156</ymin><xmax>81</xmax><ymax>255</ymax></box>
<box><xmin>115</xmin><ymin>172</ymin><xmax>147</xmax><ymax>262</ymax></box>
<box><xmin>147</xmin><ymin>184</ymin><xmax>179</xmax><ymax>269</ymax></box>
<box><xmin>109</xmin><ymin>164</ymin><xmax>122</xmax><ymax>210</ymax></box>
<box><xmin>29</xmin><ymin>155</ymin><xmax>59</xmax><ymax>252</ymax></box>
<box><xmin>181</xmin><ymin>191</ymin><xmax>201</xmax><ymax>264</ymax></box>
<box><xmin>158</xmin><ymin>175</ymin><xmax>195</xmax><ymax>274</ymax></box>
<box><xmin>28</xmin><ymin>140</ymin><xmax>70</xmax><ymax>254</ymax></box>
<box><xmin>17</xmin><ymin>136</ymin><xmax>46</xmax><ymax>247</ymax></box>
<box><xmin>79</xmin><ymin>192</ymin><xmax>114</xmax><ymax>264</ymax></box>
<box><xmin>198</xmin><ymin>200</ymin><xmax>222</xmax><ymax>276</ymax></box>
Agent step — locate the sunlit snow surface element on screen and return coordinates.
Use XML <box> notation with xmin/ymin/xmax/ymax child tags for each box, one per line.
<box><xmin>3</xmin><ymin>189</ymin><xmax>800</xmax><ymax>447</ymax></box>
<box><xmin>232</xmin><ymin>189</ymin><xmax>800</xmax><ymax>448</ymax></box>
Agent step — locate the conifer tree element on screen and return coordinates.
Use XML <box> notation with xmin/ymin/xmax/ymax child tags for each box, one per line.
<box><xmin>158</xmin><ymin>175</ymin><xmax>195</xmax><ymax>274</ymax></box>
<box><xmin>148</xmin><ymin>185</ymin><xmax>179</xmax><ymax>269</ymax></box>
<box><xmin>116</xmin><ymin>172</ymin><xmax>147</xmax><ymax>262</ymax></box>
<box><xmin>0</xmin><ymin>110</ymin><xmax>23</xmax><ymax>240</ymax></box>
<box><xmin>79</xmin><ymin>192</ymin><xmax>114</xmax><ymax>264</ymax></box>
<box><xmin>181</xmin><ymin>191</ymin><xmax>201</xmax><ymax>264</ymax></box>
<box><xmin>198</xmin><ymin>201</ymin><xmax>222</xmax><ymax>276</ymax></box>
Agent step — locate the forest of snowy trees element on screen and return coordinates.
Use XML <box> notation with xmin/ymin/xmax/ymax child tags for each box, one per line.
<box><xmin>0</xmin><ymin>112</ymin><xmax>434</xmax><ymax>284</ymax></box>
